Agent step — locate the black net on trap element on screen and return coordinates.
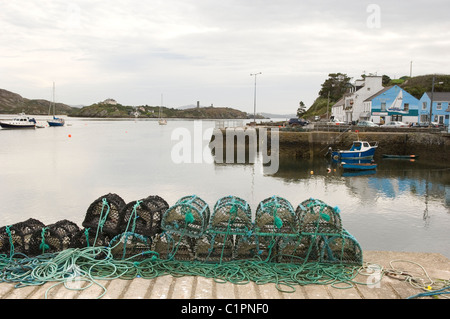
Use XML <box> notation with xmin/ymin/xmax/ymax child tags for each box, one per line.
<box><xmin>74</xmin><ymin>227</ymin><xmax>112</xmax><ymax>249</ymax></box>
<box><xmin>194</xmin><ymin>233</ymin><xmax>234</xmax><ymax>263</ymax></box>
<box><xmin>109</xmin><ymin>232</ymin><xmax>153</xmax><ymax>260</ymax></box>
<box><xmin>151</xmin><ymin>232</ymin><xmax>195</xmax><ymax>261</ymax></box>
<box><xmin>119</xmin><ymin>195</ymin><xmax>169</xmax><ymax>237</ymax></box>
<box><xmin>318</xmin><ymin>230</ymin><xmax>363</xmax><ymax>265</ymax></box>
<box><xmin>254</xmin><ymin>196</ymin><xmax>298</xmax><ymax>236</ymax></box>
<box><xmin>82</xmin><ymin>193</ymin><xmax>126</xmax><ymax>236</ymax></box>
<box><xmin>161</xmin><ymin>195</ymin><xmax>210</xmax><ymax>238</ymax></box>
<box><xmin>296</xmin><ymin>198</ymin><xmax>342</xmax><ymax>235</ymax></box>
<box><xmin>142</xmin><ymin>195</ymin><xmax>169</xmax><ymax>231</ymax></box>
<box><xmin>28</xmin><ymin>220</ymin><xmax>80</xmax><ymax>256</ymax></box>
<box><xmin>0</xmin><ymin>218</ymin><xmax>45</xmax><ymax>257</ymax></box>
<box><xmin>210</xmin><ymin>196</ymin><xmax>252</xmax><ymax>234</ymax></box>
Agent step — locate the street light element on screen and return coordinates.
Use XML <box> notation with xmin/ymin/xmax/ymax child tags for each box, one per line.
<box><xmin>250</xmin><ymin>72</ymin><xmax>262</xmax><ymax>125</ymax></box>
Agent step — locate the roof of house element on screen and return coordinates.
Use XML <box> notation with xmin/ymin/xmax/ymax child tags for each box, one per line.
<box><xmin>332</xmin><ymin>97</ymin><xmax>345</xmax><ymax>108</ymax></box>
<box><xmin>363</xmin><ymin>86</ymin><xmax>393</xmax><ymax>102</ymax></box>
<box><xmin>425</xmin><ymin>92</ymin><xmax>450</xmax><ymax>102</ymax></box>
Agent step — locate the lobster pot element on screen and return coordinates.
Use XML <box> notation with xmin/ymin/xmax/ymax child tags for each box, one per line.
<box><xmin>142</xmin><ymin>195</ymin><xmax>169</xmax><ymax>233</ymax></box>
<box><xmin>296</xmin><ymin>198</ymin><xmax>342</xmax><ymax>235</ymax></box>
<box><xmin>28</xmin><ymin>220</ymin><xmax>80</xmax><ymax>256</ymax></box>
<box><xmin>151</xmin><ymin>232</ymin><xmax>195</xmax><ymax>261</ymax></box>
<box><xmin>210</xmin><ymin>196</ymin><xmax>252</xmax><ymax>234</ymax></box>
<box><xmin>318</xmin><ymin>231</ymin><xmax>363</xmax><ymax>266</ymax></box>
<box><xmin>161</xmin><ymin>195</ymin><xmax>210</xmax><ymax>238</ymax></box>
<box><xmin>82</xmin><ymin>193</ymin><xmax>126</xmax><ymax>236</ymax></box>
<box><xmin>233</xmin><ymin>235</ymin><xmax>258</xmax><ymax>260</ymax></box>
<box><xmin>278</xmin><ymin>235</ymin><xmax>319</xmax><ymax>263</ymax></box>
<box><xmin>234</xmin><ymin>234</ymin><xmax>277</xmax><ymax>261</ymax></box>
<box><xmin>255</xmin><ymin>196</ymin><xmax>298</xmax><ymax>235</ymax></box>
<box><xmin>74</xmin><ymin>228</ymin><xmax>112</xmax><ymax>249</ymax></box>
<box><xmin>194</xmin><ymin>233</ymin><xmax>234</xmax><ymax>263</ymax></box>
<box><xmin>0</xmin><ymin>218</ymin><xmax>45</xmax><ymax>256</ymax></box>
<box><xmin>119</xmin><ymin>199</ymin><xmax>166</xmax><ymax>237</ymax></box>
<box><xmin>109</xmin><ymin>232</ymin><xmax>152</xmax><ymax>260</ymax></box>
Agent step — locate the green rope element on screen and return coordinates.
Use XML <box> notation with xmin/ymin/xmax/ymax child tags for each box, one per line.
<box><xmin>39</xmin><ymin>228</ymin><xmax>49</xmax><ymax>254</ymax></box>
<box><xmin>5</xmin><ymin>226</ymin><xmax>14</xmax><ymax>258</ymax></box>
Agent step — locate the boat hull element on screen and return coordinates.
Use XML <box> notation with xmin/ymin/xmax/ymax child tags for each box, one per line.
<box><xmin>0</xmin><ymin>122</ymin><xmax>35</xmax><ymax>129</ymax></box>
<box><xmin>382</xmin><ymin>154</ymin><xmax>418</xmax><ymax>159</ymax></box>
<box><xmin>47</xmin><ymin>117</ymin><xmax>65</xmax><ymax>127</ymax></box>
<box><xmin>332</xmin><ymin>148</ymin><xmax>376</xmax><ymax>160</ymax></box>
<box><xmin>48</xmin><ymin>121</ymin><xmax>65</xmax><ymax>127</ymax></box>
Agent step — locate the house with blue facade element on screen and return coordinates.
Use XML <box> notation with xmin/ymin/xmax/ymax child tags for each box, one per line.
<box><xmin>364</xmin><ymin>85</ymin><xmax>420</xmax><ymax>125</ymax></box>
<box><xmin>418</xmin><ymin>92</ymin><xmax>450</xmax><ymax>126</ymax></box>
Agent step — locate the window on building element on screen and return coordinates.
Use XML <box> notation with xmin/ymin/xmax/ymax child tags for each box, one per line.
<box><xmin>392</xmin><ymin>115</ymin><xmax>403</xmax><ymax>121</ymax></box>
<box><xmin>422</xmin><ymin>102</ymin><xmax>427</xmax><ymax>110</ymax></box>
<box><xmin>436</xmin><ymin>102</ymin><xmax>442</xmax><ymax>110</ymax></box>
<box><xmin>381</xmin><ymin>102</ymin><xmax>386</xmax><ymax>111</ymax></box>
<box><xmin>404</xmin><ymin>103</ymin><xmax>409</xmax><ymax>111</ymax></box>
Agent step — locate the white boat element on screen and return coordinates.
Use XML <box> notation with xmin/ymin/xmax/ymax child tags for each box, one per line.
<box><xmin>0</xmin><ymin>113</ymin><xmax>37</xmax><ymax>129</ymax></box>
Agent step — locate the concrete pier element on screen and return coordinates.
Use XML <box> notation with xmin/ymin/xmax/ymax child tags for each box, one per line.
<box><xmin>0</xmin><ymin>250</ymin><xmax>448</xmax><ymax>300</ymax></box>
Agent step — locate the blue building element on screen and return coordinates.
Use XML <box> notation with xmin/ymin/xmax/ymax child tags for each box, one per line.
<box><xmin>418</xmin><ymin>92</ymin><xmax>450</xmax><ymax>126</ymax></box>
<box><xmin>364</xmin><ymin>85</ymin><xmax>420</xmax><ymax>125</ymax></box>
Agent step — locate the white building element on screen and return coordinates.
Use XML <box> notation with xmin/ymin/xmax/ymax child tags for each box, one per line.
<box><xmin>332</xmin><ymin>76</ymin><xmax>384</xmax><ymax>123</ymax></box>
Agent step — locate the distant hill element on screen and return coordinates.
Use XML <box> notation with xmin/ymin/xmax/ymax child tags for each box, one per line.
<box><xmin>70</xmin><ymin>103</ymin><xmax>255</xmax><ymax>119</ymax></box>
<box><xmin>0</xmin><ymin>88</ymin><xmax>74</xmax><ymax>115</ymax></box>
<box><xmin>397</xmin><ymin>74</ymin><xmax>450</xmax><ymax>99</ymax></box>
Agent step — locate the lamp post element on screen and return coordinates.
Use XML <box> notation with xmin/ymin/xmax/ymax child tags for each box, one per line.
<box><xmin>429</xmin><ymin>76</ymin><xmax>435</xmax><ymax>128</ymax></box>
<box><xmin>250</xmin><ymin>72</ymin><xmax>262</xmax><ymax>125</ymax></box>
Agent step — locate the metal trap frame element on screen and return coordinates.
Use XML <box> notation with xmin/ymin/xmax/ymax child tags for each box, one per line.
<box><xmin>28</xmin><ymin>220</ymin><xmax>80</xmax><ymax>256</ymax></box>
<box><xmin>82</xmin><ymin>193</ymin><xmax>126</xmax><ymax>236</ymax></box>
<box><xmin>254</xmin><ymin>196</ymin><xmax>298</xmax><ymax>236</ymax></box>
<box><xmin>209</xmin><ymin>195</ymin><xmax>252</xmax><ymax>235</ymax></box>
<box><xmin>296</xmin><ymin>198</ymin><xmax>343</xmax><ymax>235</ymax></box>
<box><xmin>194</xmin><ymin>233</ymin><xmax>235</xmax><ymax>263</ymax></box>
<box><xmin>0</xmin><ymin>218</ymin><xmax>45</xmax><ymax>257</ymax></box>
<box><xmin>151</xmin><ymin>232</ymin><xmax>195</xmax><ymax>261</ymax></box>
<box><xmin>161</xmin><ymin>195</ymin><xmax>210</xmax><ymax>238</ymax></box>
<box><xmin>318</xmin><ymin>230</ymin><xmax>363</xmax><ymax>266</ymax></box>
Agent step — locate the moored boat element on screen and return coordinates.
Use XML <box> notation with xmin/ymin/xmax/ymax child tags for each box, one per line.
<box><xmin>331</xmin><ymin>141</ymin><xmax>378</xmax><ymax>161</ymax></box>
<box><xmin>382</xmin><ymin>154</ymin><xmax>418</xmax><ymax>159</ymax></box>
<box><xmin>47</xmin><ymin>82</ymin><xmax>65</xmax><ymax>127</ymax></box>
<box><xmin>0</xmin><ymin>113</ymin><xmax>36</xmax><ymax>129</ymax></box>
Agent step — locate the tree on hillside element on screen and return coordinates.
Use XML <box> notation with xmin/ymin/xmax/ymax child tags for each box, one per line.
<box><xmin>318</xmin><ymin>73</ymin><xmax>352</xmax><ymax>102</ymax></box>
<box><xmin>297</xmin><ymin>101</ymin><xmax>306</xmax><ymax>117</ymax></box>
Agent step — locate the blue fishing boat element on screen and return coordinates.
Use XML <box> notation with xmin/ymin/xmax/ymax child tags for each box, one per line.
<box><xmin>341</xmin><ymin>162</ymin><xmax>377</xmax><ymax>171</ymax></box>
<box><xmin>331</xmin><ymin>141</ymin><xmax>378</xmax><ymax>161</ymax></box>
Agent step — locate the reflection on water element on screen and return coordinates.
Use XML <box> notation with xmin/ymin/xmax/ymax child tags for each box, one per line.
<box><xmin>0</xmin><ymin>118</ymin><xmax>449</xmax><ymax>258</ymax></box>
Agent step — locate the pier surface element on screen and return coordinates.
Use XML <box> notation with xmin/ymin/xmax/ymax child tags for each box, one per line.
<box><xmin>0</xmin><ymin>250</ymin><xmax>448</xmax><ymax>300</ymax></box>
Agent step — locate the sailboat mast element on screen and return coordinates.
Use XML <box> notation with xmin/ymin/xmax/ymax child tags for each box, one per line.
<box><xmin>52</xmin><ymin>82</ymin><xmax>55</xmax><ymax>116</ymax></box>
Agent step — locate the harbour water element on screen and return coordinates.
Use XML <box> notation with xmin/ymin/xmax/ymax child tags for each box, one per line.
<box><xmin>0</xmin><ymin>116</ymin><xmax>449</xmax><ymax>258</ymax></box>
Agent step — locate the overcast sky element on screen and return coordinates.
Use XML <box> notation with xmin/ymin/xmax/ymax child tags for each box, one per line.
<box><xmin>1</xmin><ymin>0</ymin><xmax>449</xmax><ymax>114</ymax></box>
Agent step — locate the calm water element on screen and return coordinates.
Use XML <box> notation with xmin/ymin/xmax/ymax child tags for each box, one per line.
<box><xmin>1</xmin><ymin>116</ymin><xmax>449</xmax><ymax>258</ymax></box>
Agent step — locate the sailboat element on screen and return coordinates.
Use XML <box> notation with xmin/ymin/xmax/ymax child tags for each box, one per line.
<box><xmin>387</xmin><ymin>90</ymin><xmax>406</xmax><ymax>113</ymax></box>
<box><xmin>158</xmin><ymin>94</ymin><xmax>167</xmax><ymax>125</ymax></box>
<box><xmin>47</xmin><ymin>82</ymin><xmax>65</xmax><ymax>127</ymax></box>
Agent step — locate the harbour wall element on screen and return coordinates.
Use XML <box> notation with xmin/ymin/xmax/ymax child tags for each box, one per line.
<box><xmin>211</xmin><ymin>128</ymin><xmax>450</xmax><ymax>162</ymax></box>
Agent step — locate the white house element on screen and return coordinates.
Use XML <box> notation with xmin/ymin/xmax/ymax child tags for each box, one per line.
<box><xmin>332</xmin><ymin>75</ymin><xmax>384</xmax><ymax>123</ymax></box>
